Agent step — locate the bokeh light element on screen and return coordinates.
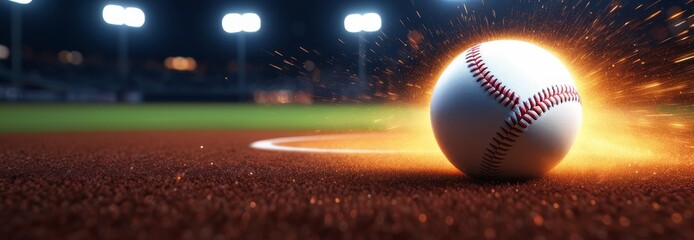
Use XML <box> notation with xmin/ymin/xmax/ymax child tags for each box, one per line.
<box><xmin>123</xmin><ymin>7</ymin><xmax>146</xmax><ymax>28</ymax></box>
<box><xmin>9</xmin><ymin>0</ymin><xmax>32</xmax><ymax>4</ymax></box>
<box><xmin>344</xmin><ymin>13</ymin><xmax>382</xmax><ymax>33</ymax></box>
<box><xmin>0</xmin><ymin>44</ymin><xmax>9</xmax><ymax>60</ymax></box>
<box><xmin>102</xmin><ymin>5</ymin><xmax>145</xmax><ymax>27</ymax></box>
<box><xmin>102</xmin><ymin>5</ymin><xmax>126</xmax><ymax>26</ymax></box>
<box><xmin>222</xmin><ymin>13</ymin><xmax>261</xmax><ymax>33</ymax></box>
<box><xmin>164</xmin><ymin>56</ymin><xmax>197</xmax><ymax>71</ymax></box>
<box><xmin>344</xmin><ymin>14</ymin><xmax>363</xmax><ymax>33</ymax></box>
<box><xmin>57</xmin><ymin>50</ymin><xmax>83</xmax><ymax>65</ymax></box>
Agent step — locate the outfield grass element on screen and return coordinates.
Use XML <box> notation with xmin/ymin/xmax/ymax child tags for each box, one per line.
<box><xmin>0</xmin><ymin>104</ymin><xmax>424</xmax><ymax>132</ymax></box>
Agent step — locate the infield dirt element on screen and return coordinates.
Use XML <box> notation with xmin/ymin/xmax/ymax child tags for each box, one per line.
<box><xmin>1</xmin><ymin>131</ymin><xmax>692</xmax><ymax>239</ymax></box>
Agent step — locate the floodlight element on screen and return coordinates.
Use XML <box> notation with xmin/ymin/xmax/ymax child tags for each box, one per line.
<box><xmin>223</xmin><ymin>13</ymin><xmax>261</xmax><ymax>33</ymax></box>
<box><xmin>9</xmin><ymin>0</ymin><xmax>32</xmax><ymax>4</ymax></box>
<box><xmin>102</xmin><ymin>4</ymin><xmax>126</xmax><ymax>25</ymax></box>
<box><xmin>242</xmin><ymin>13</ymin><xmax>261</xmax><ymax>32</ymax></box>
<box><xmin>124</xmin><ymin>7</ymin><xmax>145</xmax><ymax>28</ymax></box>
<box><xmin>103</xmin><ymin>5</ymin><xmax>145</xmax><ymax>27</ymax></box>
<box><xmin>344</xmin><ymin>14</ymin><xmax>363</xmax><ymax>33</ymax></box>
<box><xmin>361</xmin><ymin>13</ymin><xmax>381</xmax><ymax>32</ymax></box>
<box><xmin>222</xmin><ymin>13</ymin><xmax>243</xmax><ymax>33</ymax></box>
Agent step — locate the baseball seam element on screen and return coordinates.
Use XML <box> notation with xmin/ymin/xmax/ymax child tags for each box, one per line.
<box><xmin>465</xmin><ymin>45</ymin><xmax>582</xmax><ymax>177</ymax></box>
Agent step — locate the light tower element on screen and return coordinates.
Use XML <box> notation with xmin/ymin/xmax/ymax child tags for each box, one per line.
<box><xmin>344</xmin><ymin>12</ymin><xmax>382</xmax><ymax>98</ymax></box>
<box><xmin>222</xmin><ymin>12</ymin><xmax>261</xmax><ymax>88</ymax></box>
<box><xmin>102</xmin><ymin>4</ymin><xmax>145</xmax><ymax>90</ymax></box>
<box><xmin>8</xmin><ymin>0</ymin><xmax>32</xmax><ymax>91</ymax></box>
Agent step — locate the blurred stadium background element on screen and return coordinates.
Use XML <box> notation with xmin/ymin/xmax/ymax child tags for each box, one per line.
<box><xmin>0</xmin><ymin>0</ymin><xmax>416</xmax><ymax>104</ymax></box>
<box><xmin>0</xmin><ymin>1</ymin><xmax>691</xmax><ymax>237</ymax></box>
<box><xmin>0</xmin><ymin>0</ymin><xmax>690</xmax><ymax>132</ymax></box>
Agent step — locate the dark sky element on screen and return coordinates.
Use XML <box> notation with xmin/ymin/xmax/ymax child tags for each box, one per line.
<box><xmin>1</xmin><ymin>0</ymin><xmax>687</xmax><ymax>87</ymax></box>
<box><xmin>0</xmin><ymin>0</ymin><xmax>447</xmax><ymax>63</ymax></box>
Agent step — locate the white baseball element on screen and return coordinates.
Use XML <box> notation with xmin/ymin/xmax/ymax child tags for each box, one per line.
<box><xmin>430</xmin><ymin>40</ymin><xmax>582</xmax><ymax>179</ymax></box>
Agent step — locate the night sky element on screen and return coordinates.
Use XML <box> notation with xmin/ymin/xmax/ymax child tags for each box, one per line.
<box><xmin>0</xmin><ymin>0</ymin><xmax>431</xmax><ymax>62</ymax></box>
<box><xmin>0</xmin><ymin>0</ymin><xmax>691</xmax><ymax>104</ymax></box>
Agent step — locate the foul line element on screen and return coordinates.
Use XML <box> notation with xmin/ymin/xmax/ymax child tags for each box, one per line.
<box><xmin>249</xmin><ymin>133</ymin><xmax>404</xmax><ymax>154</ymax></box>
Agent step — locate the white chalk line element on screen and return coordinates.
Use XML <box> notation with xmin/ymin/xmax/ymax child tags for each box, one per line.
<box><xmin>250</xmin><ymin>133</ymin><xmax>427</xmax><ymax>154</ymax></box>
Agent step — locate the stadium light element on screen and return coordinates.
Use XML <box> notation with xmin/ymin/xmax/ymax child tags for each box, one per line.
<box><xmin>9</xmin><ymin>0</ymin><xmax>32</xmax><ymax>91</ymax></box>
<box><xmin>343</xmin><ymin>12</ymin><xmax>381</xmax><ymax>98</ymax></box>
<box><xmin>222</xmin><ymin>13</ymin><xmax>261</xmax><ymax>33</ymax></box>
<box><xmin>102</xmin><ymin>4</ymin><xmax>146</xmax><ymax>91</ymax></box>
<box><xmin>102</xmin><ymin>5</ymin><xmax>145</xmax><ymax>28</ymax></box>
<box><xmin>343</xmin><ymin>13</ymin><xmax>381</xmax><ymax>33</ymax></box>
<box><xmin>344</xmin><ymin>14</ymin><xmax>362</xmax><ymax>33</ymax></box>
<box><xmin>9</xmin><ymin>0</ymin><xmax>31</xmax><ymax>4</ymax></box>
<box><xmin>222</xmin><ymin>12</ymin><xmax>261</xmax><ymax>89</ymax></box>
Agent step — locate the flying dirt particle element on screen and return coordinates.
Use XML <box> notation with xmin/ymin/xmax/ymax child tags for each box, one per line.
<box><xmin>532</xmin><ymin>214</ymin><xmax>544</xmax><ymax>226</ymax></box>
<box><xmin>601</xmin><ymin>215</ymin><xmax>612</xmax><ymax>225</ymax></box>
<box><xmin>418</xmin><ymin>214</ymin><xmax>427</xmax><ymax>223</ymax></box>
<box><xmin>671</xmin><ymin>213</ymin><xmax>683</xmax><ymax>224</ymax></box>
<box><xmin>484</xmin><ymin>228</ymin><xmax>496</xmax><ymax>239</ymax></box>
<box><xmin>445</xmin><ymin>216</ymin><xmax>454</xmax><ymax>225</ymax></box>
<box><xmin>619</xmin><ymin>216</ymin><xmax>631</xmax><ymax>227</ymax></box>
<box><xmin>652</xmin><ymin>202</ymin><xmax>661</xmax><ymax>210</ymax></box>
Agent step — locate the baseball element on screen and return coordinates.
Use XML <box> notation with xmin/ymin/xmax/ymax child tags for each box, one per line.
<box><xmin>430</xmin><ymin>40</ymin><xmax>582</xmax><ymax>179</ymax></box>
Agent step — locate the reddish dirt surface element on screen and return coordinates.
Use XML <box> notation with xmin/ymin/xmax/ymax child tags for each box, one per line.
<box><xmin>1</xmin><ymin>131</ymin><xmax>692</xmax><ymax>239</ymax></box>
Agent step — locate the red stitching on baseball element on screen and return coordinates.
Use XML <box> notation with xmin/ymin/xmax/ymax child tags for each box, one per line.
<box><xmin>464</xmin><ymin>44</ymin><xmax>582</xmax><ymax>177</ymax></box>
<box><xmin>465</xmin><ymin>46</ymin><xmax>521</xmax><ymax>108</ymax></box>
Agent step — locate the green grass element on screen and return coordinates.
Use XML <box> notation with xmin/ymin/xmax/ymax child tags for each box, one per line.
<box><xmin>0</xmin><ymin>104</ymin><xmax>424</xmax><ymax>133</ymax></box>
<box><xmin>657</xmin><ymin>104</ymin><xmax>694</xmax><ymax>115</ymax></box>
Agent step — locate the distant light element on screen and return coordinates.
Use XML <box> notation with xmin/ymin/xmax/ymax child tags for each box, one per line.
<box><xmin>9</xmin><ymin>0</ymin><xmax>32</xmax><ymax>4</ymax></box>
<box><xmin>344</xmin><ymin>14</ymin><xmax>363</xmax><ymax>33</ymax></box>
<box><xmin>164</xmin><ymin>56</ymin><xmax>197</xmax><ymax>71</ymax></box>
<box><xmin>184</xmin><ymin>57</ymin><xmax>197</xmax><ymax>71</ymax></box>
<box><xmin>303</xmin><ymin>60</ymin><xmax>316</xmax><ymax>71</ymax></box>
<box><xmin>0</xmin><ymin>45</ymin><xmax>8</xmax><ymax>60</ymax></box>
<box><xmin>102</xmin><ymin>4</ymin><xmax>145</xmax><ymax>28</ymax></box>
<box><xmin>58</xmin><ymin>50</ymin><xmax>83</xmax><ymax>65</ymax></box>
<box><xmin>361</xmin><ymin>13</ymin><xmax>382</xmax><ymax>32</ymax></box>
<box><xmin>103</xmin><ymin>5</ymin><xmax>126</xmax><ymax>25</ymax></box>
<box><xmin>222</xmin><ymin>13</ymin><xmax>243</xmax><ymax>33</ymax></box>
<box><xmin>242</xmin><ymin>13</ymin><xmax>261</xmax><ymax>32</ymax></box>
<box><xmin>222</xmin><ymin>12</ymin><xmax>261</xmax><ymax>33</ymax></box>
<box><xmin>58</xmin><ymin>51</ymin><xmax>69</xmax><ymax>63</ymax></box>
<box><xmin>124</xmin><ymin>7</ymin><xmax>145</xmax><ymax>27</ymax></box>
<box><xmin>344</xmin><ymin>13</ymin><xmax>381</xmax><ymax>33</ymax></box>
<box><xmin>69</xmin><ymin>51</ymin><xmax>83</xmax><ymax>65</ymax></box>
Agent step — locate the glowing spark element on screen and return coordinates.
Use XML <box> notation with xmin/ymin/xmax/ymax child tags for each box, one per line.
<box><xmin>268</xmin><ymin>64</ymin><xmax>282</xmax><ymax>70</ymax></box>
<box><xmin>644</xmin><ymin>10</ymin><xmax>661</xmax><ymax>22</ymax></box>
<box><xmin>668</xmin><ymin>11</ymin><xmax>685</xmax><ymax>20</ymax></box>
<box><xmin>638</xmin><ymin>82</ymin><xmax>661</xmax><ymax>89</ymax></box>
<box><xmin>674</xmin><ymin>53</ymin><xmax>694</xmax><ymax>63</ymax></box>
<box><xmin>609</xmin><ymin>5</ymin><xmax>620</xmax><ymax>14</ymax></box>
